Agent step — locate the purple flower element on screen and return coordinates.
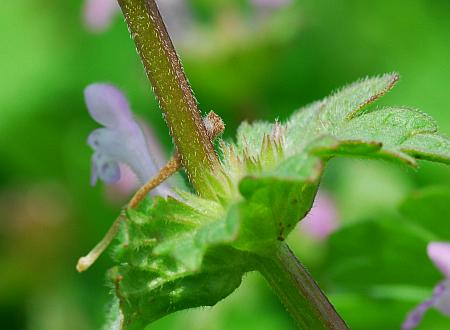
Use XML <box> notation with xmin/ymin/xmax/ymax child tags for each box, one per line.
<box><xmin>104</xmin><ymin>163</ymin><xmax>139</xmax><ymax>203</ymax></box>
<box><xmin>402</xmin><ymin>242</ymin><xmax>450</xmax><ymax>329</ymax></box>
<box><xmin>82</xmin><ymin>0</ymin><xmax>289</xmax><ymax>37</ymax></box>
<box><xmin>82</xmin><ymin>0</ymin><xmax>119</xmax><ymax>33</ymax></box>
<box><xmin>82</xmin><ymin>0</ymin><xmax>192</xmax><ymax>40</ymax></box>
<box><xmin>300</xmin><ymin>191</ymin><xmax>339</xmax><ymax>240</ymax></box>
<box><xmin>251</xmin><ymin>0</ymin><xmax>291</xmax><ymax>9</ymax></box>
<box><xmin>84</xmin><ymin>83</ymin><xmax>172</xmax><ymax>197</ymax></box>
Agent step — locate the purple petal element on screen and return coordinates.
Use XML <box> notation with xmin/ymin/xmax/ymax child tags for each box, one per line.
<box><xmin>157</xmin><ymin>0</ymin><xmax>194</xmax><ymax>43</ymax></box>
<box><xmin>402</xmin><ymin>299</ymin><xmax>434</xmax><ymax>330</ymax></box>
<box><xmin>85</xmin><ymin>84</ymin><xmax>174</xmax><ymax>197</ymax></box>
<box><xmin>300</xmin><ymin>191</ymin><xmax>339</xmax><ymax>240</ymax></box>
<box><xmin>251</xmin><ymin>0</ymin><xmax>291</xmax><ymax>9</ymax></box>
<box><xmin>91</xmin><ymin>152</ymin><xmax>120</xmax><ymax>184</ymax></box>
<box><xmin>138</xmin><ymin>118</ymin><xmax>167</xmax><ymax>170</ymax></box>
<box><xmin>434</xmin><ymin>280</ymin><xmax>450</xmax><ymax>316</ymax></box>
<box><xmin>105</xmin><ymin>163</ymin><xmax>173</xmax><ymax>203</ymax></box>
<box><xmin>83</xmin><ymin>0</ymin><xmax>120</xmax><ymax>33</ymax></box>
<box><xmin>84</xmin><ymin>84</ymin><xmax>132</xmax><ymax>128</ymax></box>
<box><xmin>428</xmin><ymin>242</ymin><xmax>450</xmax><ymax>278</ymax></box>
<box><xmin>104</xmin><ymin>164</ymin><xmax>139</xmax><ymax>202</ymax></box>
<box><xmin>87</xmin><ymin>124</ymin><xmax>157</xmax><ymax>186</ymax></box>
<box><xmin>85</xmin><ymin>85</ymin><xmax>157</xmax><ymax>183</ymax></box>
<box><xmin>402</xmin><ymin>280</ymin><xmax>450</xmax><ymax>329</ymax></box>
<box><xmin>90</xmin><ymin>159</ymin><xmax>98</xmax><ymax>186</ymax></box>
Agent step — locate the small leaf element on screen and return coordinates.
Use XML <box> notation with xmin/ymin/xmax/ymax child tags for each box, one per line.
<box><xmin>227</xmin><ymin>151</ymin><xmax>324</xmax><ymax>253</ymax></box>
<box><xmin>236</xmin><ymin>121</ymin><xmax>275</xmax><ymax>159</ymax></box>
<box><xmin>235</xmin><ymin>175</ymin><xmax>318</xmax><ymax>252</ymax></box>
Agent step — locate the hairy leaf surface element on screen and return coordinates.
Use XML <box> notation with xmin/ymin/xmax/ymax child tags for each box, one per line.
<box><xmin>109</xmin><ymin>74</ymin><xmax>450</xmax><ymax>328</ymax></box>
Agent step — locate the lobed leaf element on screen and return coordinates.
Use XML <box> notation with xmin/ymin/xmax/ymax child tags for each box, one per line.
<box><xmin>226</xmin><ymin>73</ymin><xmax>450</xmax><ymax>256</ymax></box>
<box><xmin>400</xmin><ymin>133</ymin><xmax>450</xmax><ymax>164</ymax></box>
<box><xmin>108</xmin><ymin>74</ymin><xmax>450</xmax><ymax>328</ymax></box>
<box><xmin>111</xmin><ymin>196</ymin><xmax>251</xmax><ymax>329</ymax></box>
<box><xmin>285</xmin><ymin>73</ymin><xmax>399</xmax><ymax>154</ymax></box>
<box><xmin>285</xmin><ymin>73</ymin><xmax>450</xmax><ymax>166</ymax></box>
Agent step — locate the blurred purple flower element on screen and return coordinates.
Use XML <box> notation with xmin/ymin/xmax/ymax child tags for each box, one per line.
<box><xmin>84</xmin><ymin>83</ymin><xmax>172</xmax><ymax>197</ymax></box>
<box><xmin>300</xmin><ymin>191</ymin><xmax>339</xmax><ymax>240</ymax></box>
<box><xmin>105</xmin><ymin>119</ymin><xmax>168</xmax><ymax>202</ymax></box>
<box><xmin>82</xmin><ymin>0</ymin><xmax>192</xmax><ymax>40</ymax></box>
<box><xmin>251</xmin><ymin>0</ymin><xmax>291</xmax><ymax>9</ymax></box>
<box><xmin>82</xmin><ymin>0</ymin><xmax>290</xmax><ymax>37</ymax></box>
<box><xmin>402</xmin><ymin>242</ymin><xmax>450</xmax><ymax>329</ymax></box>
<box><xmin>82</xmin><ymin>0</ymin><xmax>119</xmax><ymax>33</ymax></box>
<box><xmin>104</xmin><ymin>163</ymin><xmax>139</xmax><ymax>202</ymax></box>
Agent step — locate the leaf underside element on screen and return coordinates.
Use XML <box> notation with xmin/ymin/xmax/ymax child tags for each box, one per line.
<box><xmin>109</xmin><ymin>73</ymin><xmax>450</xmax><ymax>329</ymax></box>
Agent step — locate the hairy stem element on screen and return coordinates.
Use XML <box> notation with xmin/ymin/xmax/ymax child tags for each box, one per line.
<box><xmin>117</xmin><ymin>0</ymin><xmax>220</xmax><ymax>198</ymax></box>
<box><xmin>257</xmin><ymin>243</ymin><xmax>348</xmax><ymax>330</ymax></box>
<box><xmin>128</xmin><ymin>154</ymin><xmax>181</xmax><ymax>208</ymax></box>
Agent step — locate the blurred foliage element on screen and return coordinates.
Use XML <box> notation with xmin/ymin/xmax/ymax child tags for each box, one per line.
<box><xmin>0</xmin><ymin>0</ymin><xmax>449</xmax><ymax>329</ymax></box>
<box><xmin>322</xmin><ymin>188</ymin><xmax>450</xmax><ymax>329</ymax></box>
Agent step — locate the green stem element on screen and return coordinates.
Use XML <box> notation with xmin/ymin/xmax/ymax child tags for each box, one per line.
<box><xmin>117</xmin><ymin>0</ymin><xmax>220</xmax><ymax>198</ymax></box>
<box><xmin>257</xmin><ymin>243</ymin><xmax>348</xmax><ymax>330</ymax></box>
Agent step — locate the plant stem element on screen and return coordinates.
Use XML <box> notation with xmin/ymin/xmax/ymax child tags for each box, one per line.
<box><xmin>257</xmin><ymin>243</ymin><xmax>348</xmax><ymax>330</ymax></box>
<box><xmin>117</xmin><ymin>0</ymin><xmax>220</xmax><ymax>198</ymax></box>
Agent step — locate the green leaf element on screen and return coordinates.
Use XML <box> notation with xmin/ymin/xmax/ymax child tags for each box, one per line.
<box><xmin>230</xmin><ymin>152</ymin><xmax>323</xmax><ymax>252</ymax></box>
<box><xmin>328</xmin><ymin>292</ymin><xmax>450</xmax><ymax>330</ymax></box>
<box><xmin>324</xmin><ymin>216</ymin><xmax>437</xmax><ymax>292</ymax></box>
<box><xmin>234</xmin><ymin>175</ymin><xmax>317</xmax><ymax>252</ymax></box>
<box><xmin>322</xmin><ymin>188</ymin><xmax>450</xmax><ymax>329</ymax></box>
<box><xmin>110</xmin><ymin>196</ymin><xmax>252</xmax><ymax>329</ymax></box>
<box><xmin>236</xmin><ymin>121</ymin><xmax>275</xmax><ymax>159</ymax></box>
<box><xmin>400</xmin><ymin>133</ymin><xmax>450</xmax><ymax>164</ymax></box>
<box><xmin>399</xmin><ymin>187</ymin><xmax>450</xmax><ymax>240</ymax></box>
<box><xmin>107</xmin><ymin>74</ymin><xmax>450</xmax><ymax>328</ymax></box>
<box><xmin>226</xmin><ymin>73</ymin><xmax>450</xmax><ymax>251</ymax></box>
<box><xmin>323</xmin><ymin>189</ymin><xmax>450</xmax><ymax>293</ymax></box>
<box><xmin>285</xmin><ymin>73</ymin><xmax>399</xmax><ymax>155</ymax></box>
<box><xmin>285</xmin><ymin>73</ymin><xmax>450</xmax><ymax>166</ymax></box>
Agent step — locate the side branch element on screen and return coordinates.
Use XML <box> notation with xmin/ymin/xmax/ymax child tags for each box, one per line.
<box><xmin>76</xmin><ymin>112</ymin><xmax>225</xmax><ymax>272</ymax></box>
